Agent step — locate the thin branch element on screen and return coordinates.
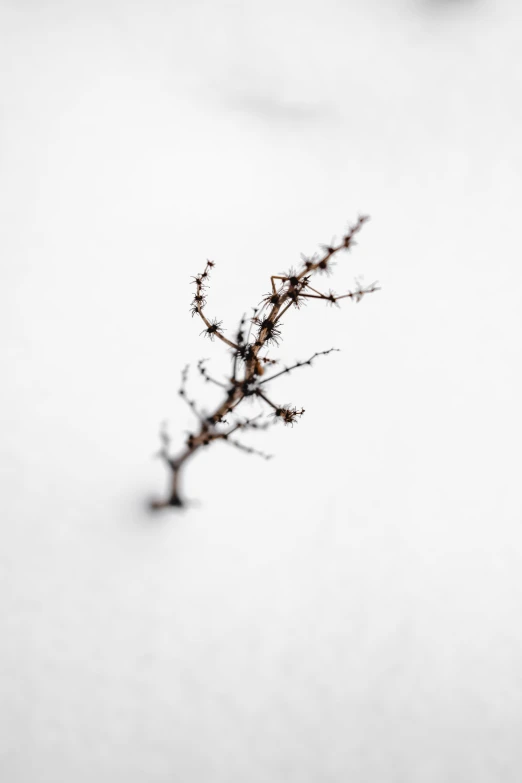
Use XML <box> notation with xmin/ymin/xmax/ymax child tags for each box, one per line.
<box><xmin>255</xmin><ymin>389</ymin><xmax>280</xmax><ymax>411</ymax></box>
<box><xmin>300</xmin><ymin>281</ymin><xmax>380</xmax><ymax>304</ymax></box>
<box><xmin>154</xmin><ymin>421</ymin><xmax>177</xmax><ymax>470</ymax></box>
<box><xmin>258</xmin><ymin>349</ymin><xmax>340</xmax><ymax>385</ymax></box>
<box><xmin>224</xmin><ymin>437</ymin><xmax>273</xmax><ymax>460</ymax></box>
<box><xmin>191</xmin><ymin>260</ymin><xmax>239</xmax><ymax>350</ymax></box>
<box><xmin>178</xmin><ymin>365</ymin><xmax>204</xmax><ymax>421</ymax></box>
<box><xmin>197</xmin><ymin>359</ymin><xmax>227</xmax><ymax>388</ymax></box>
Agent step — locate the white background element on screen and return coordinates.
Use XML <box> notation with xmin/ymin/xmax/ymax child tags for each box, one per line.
<box><xmin>2</xmin><ymin>0</ymin><xmax>522</xmax><ymax>780</ymax></box>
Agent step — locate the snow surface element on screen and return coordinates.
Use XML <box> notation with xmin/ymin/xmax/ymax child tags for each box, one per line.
<box><xmin>2</xmin><ymin>0</ymin><xmax>522</xmax><ymax>780</ymax></box>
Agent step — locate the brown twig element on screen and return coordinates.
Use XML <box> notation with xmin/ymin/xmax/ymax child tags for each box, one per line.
<box><xmin>150</xmin><ymin>215</ymin><xmax>378</xmax><ymax>510</ymax></box>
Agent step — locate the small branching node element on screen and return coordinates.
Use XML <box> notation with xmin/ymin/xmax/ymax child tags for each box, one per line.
<box><xmin>271</xmin><ymin>406</ymin><xmax>306</xmax><ymax>426</ymax></box>
<box><xmin>251</xmin><ymin>315</ymin><xmax>283</xmax><ymax>346</ymax></box>
<box><xmin>149</xmin><ymin>216</ymin><xmax>378</xmax><ymax>511</ymax></box>
<box><xmin>201</xmin><ymin>318</ymin><xmax>224</xmax><ymax>341</ymax></box>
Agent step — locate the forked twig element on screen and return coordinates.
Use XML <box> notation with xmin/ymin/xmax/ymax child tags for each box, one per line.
<box><xmin>150</xmin><ymin>215</ymin><xmax>378</xmax><ymax>510</ymax></box>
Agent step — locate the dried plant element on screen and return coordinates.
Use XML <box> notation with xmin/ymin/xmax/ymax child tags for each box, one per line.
<box><xmin>150</xmin><ymin>216</ymin><xmax>378</xmax><ymax>510</ymax></box>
